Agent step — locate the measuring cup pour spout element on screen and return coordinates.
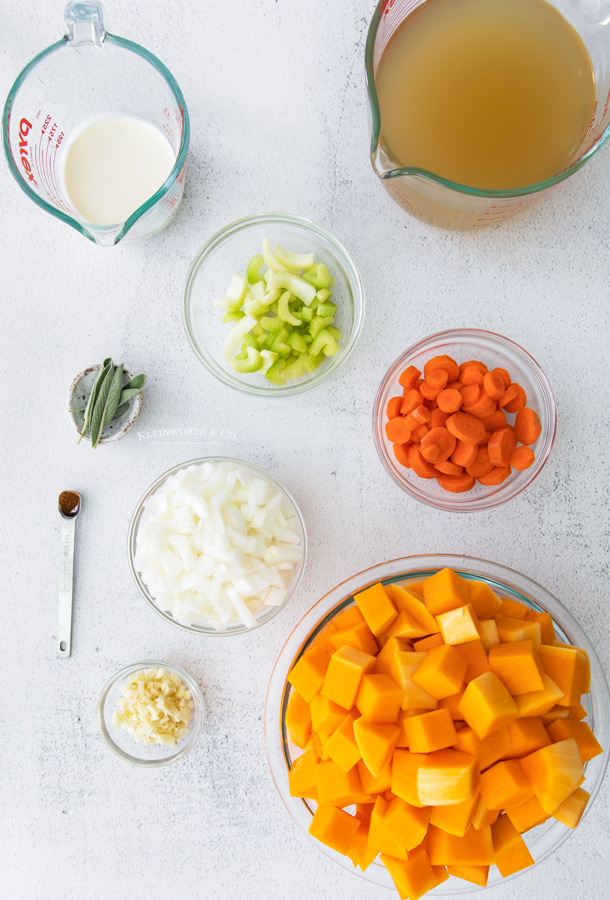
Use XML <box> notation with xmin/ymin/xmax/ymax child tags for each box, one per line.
<box><xmin>3</xmin><ymin>2</ymin><xmax>189</xmax><ymax>245</ymax></box>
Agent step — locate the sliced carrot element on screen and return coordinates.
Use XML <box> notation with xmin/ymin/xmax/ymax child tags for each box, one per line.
<box><xmin>434</xmin><ymin>460</ymin><xmax>463</xmax><ymax>476</ymax></box>
<box><xmin>420</xmin><ymin>381</ymin><xmax>441</xmax><ymax>401</ymax></box>
<box><xmin>479</xmin><ymin>432</ymin><xmax>492</xmax><ymax>445</ymax></box>
<box><xmin>446</xmin><ymin>412</ymin><xmax>486</xmax><ymax>444</ymax></box>
<box><xmin>447</xmin><ymin>381</ymin><xmax>464</xmax><ymax>391</ymax></box>
<box><xmin>399</xmin><ymin>365</ymin><xmax>421</xmax><ymax>390</ymax></box>
<box><xmin>504</xmin><ymin>383</ymin><xmax>527</xmax><ymax>414</ymax></box>
<box><xmin>430</xmin><ymin>409</ymin><xmax>449</xmax><ymax>428</ymax></box>
<box><xmin>424</xmin><ymin>355</ymin><xmax>460</xmax><ymax>383</ymax></box>
<box><xmin>387</xmin><ymin>397</ymin><xmax>403</xmax><ymax>420</ymax></box>
<box><xmin>428</xmin><ymin>398</ymin><xmax>439</xmax><ymax>410</ymax></box>
<box><xmin>404</xmin><ymin>413</ymin><xmax>418</xmax><ymax>431</ymax></box>
<box><xmin>461</xmin><ymin>366</ymin><xmax>485</xmax><ymax>386</ymax></box>
<box><xmin>421</xmin><ymin>427</ymin><xmax>457</xmax><ymax>464</ymax></box>
<box><xmin>498</xmin><ymin>384</ymin><xmax>519</xmax><ymax>410</ymax></box>
<box><xmin>394</xmin><ymin>442</ymin><xmax>412</xmax><ymax>468</ymax></box>
<box><xmin>477</xmin><ymin>466</ymin><xmax>511</xmax><ymax>486</ymax></box>
<box><xmin>416</xmin><ymin>378</ymin><xmax>425</xmax><ymax>389</ymax></box>
<box><xmin>514</xmin><ymin>408</ymin><xmax>541</xmax><ymax>446</ymax></box>
<box><xmin>466</xmin><ymin>446</ymin><xmax>495</xmax><ymax>477</ymax></box>
<box><xmin>415</xmin><ymin>424</ymin><xmax>430</xmax><ymax>441</ymax></box>
<box><xmin>458</xmin><ymin>360</ymin><xmax>487</xmax><ymax>376</ymax></box>
<box><xmin>510</xmin><ymin>446</ymin><xmax>535</xmax><ymax>470</ymax></box>
<box><xmin>427</xmin><ymin>369</ymin><xmax>449</xmax><ymax>391</ymax></box>
<box><xmin>437</xmin><ymin>389</ymin><xmax>463</xmax><ymax>413</ymax></box>
<box><xmin>460</xmin><ymin>384</ymin><xmax>481</xmax><ymax>407</ymax></box>
<box><xmin>488</xmin><ymin>428</ymin><xmax>518</xmax><ymax>467</ymax></box>
<box><xmin>480</xmin><ymin>409</ymin><xmax>507</xmax><ymax>432</ymax></box>
<box><xmin>451</xmin><ymin>440</ymin><xmax>478</xmax><ymax>467</ymax></box>
<box><xmin>497</xmin><ymin>368</ymin><xmax>511</xmax><ymax>389</ymax></box>
<box><xmin>408</xmin><ymin>444</ymin><xmax>437</xmax><ymax>478</ymax></box>
<box><xmin>483</xmin><ymin>370</ymin><xmax>507</xmax><ymax>400</ymax></box>
<box><xmin>412</xmin><ymin>405</ymin><xmax>431</xmax><ymax>426</ymax></box>
<box><xmin>462</xmin><ymin>392</ymin><xmax>496</xmax><ymax>419</ymax></box>
<box><xmin>386</xmin><ymin>418</ymin><xmax>413</xmax><ymax>443</ymax></box>
<box><xmin>437</xmin><ymin>473</ymin><xmax>477</xmax><ymax>493</ymax></box>
<box><xmin>401</xmin><ymin>389</ymin><xmax>424</xmax><ymax>416</ymax></box>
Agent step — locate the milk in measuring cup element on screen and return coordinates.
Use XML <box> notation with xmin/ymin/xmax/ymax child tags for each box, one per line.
<box><xmin>61</xmin><ymin>115</ymin><xmax>176</xmax><ymax>226</ymax></box>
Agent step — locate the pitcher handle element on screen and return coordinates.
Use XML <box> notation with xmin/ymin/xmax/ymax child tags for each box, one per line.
<box><xmin>65</xmin><ymin>1</ymin><xmax>106</xmax><ymax>48</ymax></box>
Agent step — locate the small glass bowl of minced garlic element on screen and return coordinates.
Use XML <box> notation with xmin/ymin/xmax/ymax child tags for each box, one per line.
<box><xmin>98</xmin><ymin>661</ymin><xmax>205</xmax><ymax>766</ymax></box>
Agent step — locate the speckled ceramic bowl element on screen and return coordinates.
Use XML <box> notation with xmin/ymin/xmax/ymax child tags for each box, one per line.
<box><xmin>68</xmin><ymin>364</ymin><xmax>144</xmax><ymax>444</ymax></box>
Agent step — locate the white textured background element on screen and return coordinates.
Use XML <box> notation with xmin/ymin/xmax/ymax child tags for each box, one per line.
<box><xmin>1</xmin><ymin>2</ymin><xmax>609</xmax><ymax>899</ymax></box>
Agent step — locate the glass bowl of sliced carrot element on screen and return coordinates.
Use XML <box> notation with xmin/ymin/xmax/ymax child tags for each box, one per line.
<box><xmin>264</xmin><ymin>554</ymin><xmax>609</xmax><ymax>898</ymax></box>
<box><xmin>373</xmin><ymin>329</ymin><xmax>557</xmax><ymax>512</ymax></box>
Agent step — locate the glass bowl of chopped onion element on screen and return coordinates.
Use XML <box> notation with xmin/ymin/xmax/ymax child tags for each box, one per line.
<box><xmin>98</xmin><ymin>661</ymin><xmax>205</xmax><ymax>767</ymax></box>
<box><xmin>182</xmin><ymin>213</ymin><xmax>365</xmax><ymax>397</ymax></box>
<box><xmin>128</xmin><ymin>457</ymin><xmax>307</xmax><ymax>635</ymax></box>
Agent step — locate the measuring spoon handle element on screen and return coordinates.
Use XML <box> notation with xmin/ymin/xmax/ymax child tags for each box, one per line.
<box><xmin>57</xmin><ymin>516</ymin><xmax>76</xmax><ymax>658</ymax></box>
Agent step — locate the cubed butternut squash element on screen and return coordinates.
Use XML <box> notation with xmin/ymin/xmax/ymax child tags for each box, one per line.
<box><xmin>519</xmin><ymin>738</ymin><xmax>584</xmax><ymax>814</ymax></box>
<box><xmin>331</xmin><ymin>620</ymin><xmax>379</xmax><ymax>657</ymax></box>
<box><xmin>429</xmin><ymin>791</ymin><xmax>479</xmax><ymax>837</ymax></box>
<box><xmin>354</xmin><ymin>582</ymin><xmax>398</xmax><ymax>636</ymax></box>
<box><xmin>458</xmin><ymin>672</ymin><xmax>518</xmax><ymax>738</ymax></box>
<box><xmin>447</xmin><ymin>864</ymin><xmax>489</xmax><ymax>886</ymax></box>
<box><xmin>308</xmin><ymin>804</ymin><xmax>361</xmax><ymax>854</ymax></box>
<box><xmin>316</xmin><ymin>758</ymin><xmax>367</xmax><ymax>806</ymax></box>
<box><xmin>285</xmin><ymin>689</ymin><xmax>312</xmax><ymax>749</ymax></box>
<box><xmin>471</xmin><ymin>794</ymin><xmax>499</xmax><ymax>830</ymax></box>
<box><xmin>321</xmin><ymin>645</ymin><xmax>376</xmax><ymax>710</ymax></box>
<box><xmin>423</xmin><ymin>567</ymin><xmax>471</xmax><ymax>616</ymax></box>
<box><xmin>353</xmin><ymin>718</ymin><xmax>401</xmax><ymax>777</ymax></box>
<box><xmin>310</xmin><ymin>694</ymin><xmax>347</xmax><ymax>741</ymax></box>
<box><xmin>467</xmin><ymin>580</ymin><xmax>502</xmax><ymax>619</ymax></box>
<box><xmin>453</xmin><ymin>639</ymin><xmax>491</xmax><ymax>682</ymax></box>
<box><xmin>324</xmin><ymin>712</ymin><xmax>362</xmax><ymax>772</ymax></box>
<box><xmin>491</xmin><ymin>813</ymin><xmax>534</xmax><ymax>876</ymax></box>
<box><xmin>488</xmin><ymin>639</ymin><xmax>545</xmax><ymax>694</ymax></box>
<box><xmin>505</xmin><ymin>717</ymin><xmax>551</xmax><ymax>758</ymax></box>
<box><xmin>552</xmin><ymin>786</ymin><xmax>590</xmax><ymax>829</ymax></box>
<box><xmin>374</xmin><ymin>636</ymin><xmax>411</xmax><ymax>676</ymax></box>
<box><xmin>427</xmin><ymin>824</ymin><xmax>494</xmax><ymax>866</ymax></box>
<box><xmin>413</xmin><ymin>633</ymin><xmax>445</xmax><ymax>652</ymax></box>
<box><xmin>437</xmin><ymin>604</ymin><xmax>483</xmax><ymax>645</ymax></box>
<box><xmin>392</xmin><ymin>750</ymin><xmax>427</xmax><ymax>808</ymax></box>
<box><xmin>358</xmin><ymin>758</ymin><xmax>392</xmax><ymax>794</ymax></box>
<box><xmin>386</xmin><ymin>583</ymin><xmax>440</xmax><ymax>634</ymax></box>
<box><xmin>546</xmin><ymin>718</ymin><xmax>603</xmax><ymax>763</ymax></box>
<box><xmin>412</xmin><ymin>644</ymin><xmax>468</xmax><ymax>700</ymax></box>
<box><xmin>416</xmin><ymin>749</ymin><xmax>479</xmax><ymax>806</ymax></box>
<box><xmin>383</xmin><ymin>797</ymin><xmax>431</xmax><ymax>850</ymax></box>
<box><xmin>356</xmin><ymin>674</ymin><xmax>403</xmax><ymax>723</ymax></box>
<box><xmin>479</xmin><ymin>618</ymin><xmax>500</xmax><ymax>652</ymax></box>
<box><xmin>381</xmin><ymin>847</ymin><xmax>438</xmax><ymax>900</ymax></box>
<box><xmin>403</xmin><ymin>708</ymin><xmax>458</xmax><ymax>754</ymax></box>
<box><xmin>504</xmin><ymin>794</ymin><xmax>549</xmax><ymax>833</ymax></box>
<box><xmin>287</xmin><ymin>645</ymin><xmax>330</xmax><ymax>702</ymax></box>
<box><xmin>513</xmin><ymin>672</ymin><xmax>564</xmax><ymax>717</ymax></box>
<box><xmin>539</xmin><ymin>644</ymin><xmax>590</xmax><ymax>707</ymax></box>
<box><xmin>288</xmin><ymin>748</ymin><xmax>319</xmax><ymax>799</ymax></box>
<box><xmin>479</xmin><ymin>759</ymin><xmax>533</xmax><ymax>810</ymax></box>
<box><xmin>369</xmin><ymin>795</ymin><xmax>408</xmax><ymax>859</ymax></box>
<box><xmin>524</xmin><ymin>609</ymin><xmax>555</xmax><ymax>644</ymax></box>
<box><xmin>497</xmin><ymin>597</ymin><xmax>530</xmax><ymax>619</ymax></box>
<box><xmin>497</xmin><ymin>617</ymin><xmax>542</xmax><ymax>649</ymax></box>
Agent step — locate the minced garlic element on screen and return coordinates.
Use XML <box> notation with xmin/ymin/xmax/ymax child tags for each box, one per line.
<box><xmin>113</xmin><ymin>667</ymin><xmax>193</xmax><ymax>746</ymax></box>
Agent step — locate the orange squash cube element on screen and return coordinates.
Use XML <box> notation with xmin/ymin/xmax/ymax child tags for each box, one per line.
<box><xmin>453</xmin><ymin>639</ymin><xmax>491</xmax><ymax>682</ymax></box>
<box><xmin>417</xmin><ymin>749</ymin><xmax>479</xmax><ymax>807</ymax></box>
<box><xmin>471</xmin><ymin>795</ymin><xmax>499</xmax><ymax>830</ymax></box>
<box><xmin>321</xmin><ymin>645</ymin><xmax>376</xmax><ymax>710</ymax></box>
<box><xmin>381</xmin><ymin>847</ymin><xmax>438</xmax><ymax>900</ymax></box>
<box><xmin>497</xmin><ymin>617</ymin><xmax>542</xmax><ymax>649</ymax></box>
<box><xmin>432</xmin><ymin>865</ymin><xmax>449</xmax><ymax>886</ymax></box>
<box><xmin>346</xmin><ymin>819</ymin><xmax>369</xmax><ymax>868</ymax></box>
<box><xmin>356</xmin><ymin>674</ymin><xmax>403</xmax><ymax>722</ymax></box>
<box><xmin>454</xmin><ymin>724</ymin><xmax>510</xmax><ymax>771</ymax></box>
<box><xmin>524</xmin><ymin>609</ymin><xmax>555</xmax><ymax>644</ymax></box>
<box><xmin>447</xmin><ymin>864</ymin><xmax>489</xmax><ymax>886</ymax></box>
<box><xmin>310</xmin><ymin>694</ymin><xmax>347</xmax><ymax>740</ymax></box>
<box><xmin>369</xmin><ymin>795</ymin><xmax>408</xmax><ymax>859</ymax></box>
<box><xmin>491</xmin><ymin>813</ymin><xmax>534</xmax><ymax>876</ymax></box>
<box><xmin>497</xmin><ymin>597</ymin><xmax>530</xmax><ymax>619</ymax></box>
<box><xmin>386</xmin><ymin>583</ymin><xmax>440</xmax><ymax>634</ymax></box>
<box><xmin>287</xmin><ymin>645</ymin><xmax>330</xmax><ymax>703</ymax></box>
<box><xmin>520</xmin><ymin>738</ymin><xmax>584</xmax><ymax>814</ymax></box>
<box><xmin>539</xmin><ymin>644</ymin><xmax>590</xmax><ymax>706</ymax></box>
<box><xmin>458</xmin><ymin>672</ymin><xmax>518</xmax><ymax>739</ymax></box>
<box><xmin>412</xmin><ymin>644</ymin><xmax>468</xmax><ymax>700</ymax></box>
<box><xmin>396</xmin><ymin>708</ymin><xmax>428</xmax><ymax>747</ymax></box>
<box><xmin>308</xmin><ymin>804</ymin><xmax>361</xmax><ymax>855</ymax></box>
<box><xmin>414</xmin><ymin>633</ymin><xmax>445</xmax><ymax>652</ymax></box>
<box><xmin>423</xmin><ymin>567</ymin><xmax>471</xmax><ymax>616</ymax></box>
<box><xmin>479</xmin><ymin>618</ymin><xmax>500</xmax><ymax>652</ymax></box>
<box><xmin>568</xmin><ymin>701</ymin><xmax>588</xmax><ymax>721</ymax></box>
<box><xmin>285</xmin><ymin>689</ymin><xmax>312</xmax><ymax>749</ymax></box>
<box><xmin>479</xmin><ymin>759</ymin><xmax>533</xmax><ymax>810</ymax></box>
<box><xmin>546</xmin><ymin>719</ymin><xmax>603</xmax><ymax>763</ymax></box>
<box><xmin>436</xmin><ymin>604</ymin><xmax>482</xmax><ymax>645</ymax></box>
<box><xmin>392</xmin><ymin>750</ymin><xmax>427</xmax><ymax>808</ymax></box>
<box><xmin>505</xmin><ymin>793</ymin><xmax>549</xmax><ymax>833</ymax></box>
<box><xmin>288</xmin><ymin>749</ymin><xmax>319</xmax><ymax>799</ymax></box>
<box><xmin>333</xmin><ymin>606</ymin><xmax>365</xmax><ymax>630</ymax></box>
<box><xmin>316</xmin><ymin>758</ymin><xmax>367</xmax><ymax>806</ymax></box>
<box><xmin>541</xmin><ymin>705</ymin><xmax>570</xmax><ymax>726</ymax></box>
<box><xmin>353</xmin><ymin>718</ymin><xmax>400</xmax><ymax>777</ymax></box>
<box><xmin>513</xmin><ymin>673</ymin><xmax>564</xmax><ymax>717</ymax></box>
<box><xmin>374</xmin><ymin>635</ymin><xmax>411</xmax><ymax>676</ymax></box>
<box><xmin>354</xmin><ymin>582</ymin><xmax>398</xmax><ymax>636</ymax></box>
<box><xmin>383</xmin><ymin>797</ymin><xmax>431</xmax><ymax>850</ymax></box>
<box><xmin>428</xmin><ymin>824</ymin><xmax>494</xmax><ymax>866</ymax></box>
<box><xmin>331</xmin><ymin>621</ymin><xmax>379</xmax><ymax>657</ymax></box>
<box><xmin>438</xmin><ymin>687</ymin><xmax>466</xmax><ymax>721</ymax></box>
<box><xmin>392</xmin><ymin>651</ymin><xmax>439</xmax><ymax>711</ymax></box>
<box><xmin>552</xmin><ymin>786</ymin><xmax>590</xmax><ymax>829</ymax></box>
<box><xmin>468</xmin><ymin>580</ymin><xmax>502</xmax><ymax>619</ymax></box>
<box><xmin>404</xmin><ymin>708</ymin><xmax>458</xmax><ymax>753</ymax></box>
<box><xmin>358</xmin><ymin>758</ymin><xmax>392</xmax><ymax>794</ymax></box>
<box><xmin>383</xmin><ymin>609</ymin><xmax>430</xmax><ymax>640</ymax></box>
<box><xmin>505</xmin><ymin>717</ymin><xmax>551</xmax><ymax>758</ymax></box>
<box><xmin>324</xmin><ymin>712</ymin><xmax>362</xmax><ymax>772</ymax></box>
<box><xmin>488</xmin><ymin>639</ymin><xmax>545</xmax><ymax>694</ymax></box>
<box><xmin>430</xmin><ymin>792</ymin><xmax>480</xmax><ymax>837</ymax></box>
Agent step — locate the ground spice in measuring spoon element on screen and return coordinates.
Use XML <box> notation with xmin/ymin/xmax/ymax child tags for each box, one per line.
<box><xmin>59</xmin><ymin>491</ymin><xmax>81</xmax><ymax>517</ymax></box>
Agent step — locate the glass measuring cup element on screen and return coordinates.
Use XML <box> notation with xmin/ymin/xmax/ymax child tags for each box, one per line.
<box><xmin>2</xmin><ymin>2</ymin><xmax>189</xmax><ymax>246</ymax></box>
<box><xmin>366</xmin><ymin>0</ymin><xmax>610</xmax><ymax>230</ymax></box>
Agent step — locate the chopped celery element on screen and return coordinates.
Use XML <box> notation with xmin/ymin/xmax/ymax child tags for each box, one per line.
<box><xmin>262</xmin><ymin>237</ymin><xmax>289</xmax><ymax>273</ymax></box>
<box><xmin>278</xmin><ymin>291</ymin><xmax>301</xmax><ymax>326</ymax></box>
<box><xmin>274</xmin><ymin>244</ymin><xmax>314</xmax><ymax>272</ymax></box>
<box><xmin>287</xmin><ymin>332</ymin><xmax>308</xmax><ymax>354</ymax></box>
<box><xmin>271</xmin><ymin>327</ymin><xmax>290</xmax><ymax>349</ymax></box>
<box><xmin>234</xmin><ymin>343</ymin><xmax>248</xmax><ymax>360</ymax></box>
<box><xmin>316</xmin><ymin>301</ymin><xmax>337</xmax><ymax>317</ymax></box>
<box><xmin>221</xmin><ymin>311</ymin><xmax>245</xmax><ymax>324</ymax></box>
<box><xmin>266</xmin><ymin>359</ymin><xmax>287</xmax><ymax>386</ymax></box>
<box><xmin>226</xmin><ymin>272</ymin><xmax>249</xmax><ymax>301</ymax></box>
<box><xmin>260</xmin><ymin>316</ymin><xmax>284</xmax><ymax>333</ymax></box>
<box><xmin>327</xmin><ymin>325</ymin><xmax>342</xmax><ymax>341</ymax></box>
<box><xmin>243</xmin><ymin>296</ymin><xmax>268</xmax><ymax>317</ymax></box>
<box><xmin>230</xmin><ymin>346</ymin><xmax>263</xmax><ymax>373</ymax></box>
<box><xmin>250</xmin><ymin>280</ymin><xmax>266</xmax><ymax>302</ymax></box>
<box><xmin>266</xmin><ymin>271</ymin><xmax>316</xmax><ymax>306</ymax></box>
<box><xmin>303</xmin><ymin>351</ymin><xmax>325</xmax><ymax>373</ymax></box>
<box><xmin>309</xmin><ymin>327</ymin><xmax>337</xmax><ymax>357</ymax></box>
<box><xmin>300</xmin><ymin>306</ymin><xmax>313</xmax><ymax>322</ymax></box>
<box><xmin>323</xmin><ymin>339</ymin><xmax>339</xmax><ymax>356</ymax></box>
<box><xmin>316</xmin><ymin>288</ymin><xmax>333</xmax><ymax>303</ymax></box>
<box><xmin>222</xmin><ymin>314</ymin><xmax>257</xmax><ymax>360</ymax></box>
<box><xmin>283</xmin><ymin>353</ymin><xmax>307</xmax><ymax>380</ymax></box>
<box><xmin>242</xmin><ymin>333</ymin><xmax>259</xmax><ymax>349</ymax></box>
<box><xmin>252</xmin><ymin>323</ymin><xmax>265</xmax><ymax>336</ymax></box>
<box><xmin>263</xmin><ymin>288</ymin><xmax>281</xmax><ymax>307</ymax></box>
<box><xmin>246</xmin><ymin>254</ymin><xmax>265</xmax><ymax>284</ymax></box>
<box><xmin>260</xmin><ymin>349</ymin><xmax>278</xmax><ymax>374</ymax></box>
<box><xmin>302</xmin><ymin>263</ymin><xmax>335</xmax><ymax>290</ymax></box>
<box><xmin>310</xmin><ymin>315</ymin><xmax>335</xmax><ymax>339</ymax></box>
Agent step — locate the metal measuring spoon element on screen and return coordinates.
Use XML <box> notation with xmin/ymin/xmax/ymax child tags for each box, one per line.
<box><xmin>57</xmin><ymin>491</ymin><xmax>81</xmax><ymax>658</ymax></box>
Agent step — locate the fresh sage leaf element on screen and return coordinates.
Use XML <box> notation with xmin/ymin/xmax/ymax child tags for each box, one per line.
<box><xmin>122</xmin><ymin>373</ymin><xmax>146</xmax><ymax>392</ymax></box>
<box><xmin>78</xmin><ymin>358</ymin><xmax>112</xmax><ymax>444</ymax></box>
<box><xmin>90</xmin><ymin>364</ymin><xmax>113</xmax><ymax>448</ymax></box>
<box><xmin>101</xmin><ymin>363</ymin><xmax>124</xmax><ymax>430</ymax></box>
<box><xmin>119</xmin><ymin>387</ymin><xmax>143</xmax><ymax>405</ymax></box>
<box><xmin>111</xmin><ymin>401</ymin><xmax>132</xmax><ymax>421</ymax></box>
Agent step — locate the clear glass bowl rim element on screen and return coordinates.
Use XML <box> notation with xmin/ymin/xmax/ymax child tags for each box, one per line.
<box><xmin>97</xmin><ymin>659</ymin><xmax>205</xmax><ymax>767</ymax></box>
<box><xmin>365</xmin><ymin>0</ymin><xmax>610</xmax><ymax>199</ymax></box>
<box><xmin>182</xmin><ymin>212</ymin><xmax>365</xmax><ymax>397</ymax></box>
<box><xmin>127</xmin><ymin>456</ymin><xmax>308</xmax><ymax>636</ymax></box>
<box><xmin>265</xmin><ymin>553</ymin><xmax>610</xmax><ymax>895</ymax></box>
<box><xmin>373</xmin><ymin>328</ymin><xmax>557</xmax><ymax>512</ymax></box>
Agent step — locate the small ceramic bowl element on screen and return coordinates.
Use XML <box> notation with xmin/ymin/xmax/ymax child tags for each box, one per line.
<box><xmin>68</xmin><ymin>364</ymin><xmax>144</xmax><ymax>444</ymax></box>
<box><xmin>98</xmin><ymin>660</ymin><xmax>205</xmax><ymax>767</ymax></box>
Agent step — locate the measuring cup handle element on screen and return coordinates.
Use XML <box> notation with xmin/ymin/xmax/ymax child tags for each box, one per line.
<box><xmin>65</xmin><ymin>1</ymin><xmax>106</xmax><ymax>48</ymax></box>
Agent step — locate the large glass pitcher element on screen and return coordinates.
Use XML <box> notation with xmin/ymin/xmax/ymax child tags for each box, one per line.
<box><xmin>366</xmin><ymin>0</ymin><xmax>610</xmax><ymax>230</ymax></box>
<box><xmin>2</xmin><ymin>2</ymin><xmax>189</xmax><ymax>246</ymax></box>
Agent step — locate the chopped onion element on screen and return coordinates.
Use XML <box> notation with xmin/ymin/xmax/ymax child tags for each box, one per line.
<box><xmin>135</xmin><ymin>462</ymin><xmax>303</xmax><ymax>629</ymax></box>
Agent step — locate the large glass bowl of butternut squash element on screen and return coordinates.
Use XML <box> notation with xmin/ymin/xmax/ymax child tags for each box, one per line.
<box><xmin>265</xmin><ymin>555</ymin><xmax>609</xmax><ymax>897</ymax></box>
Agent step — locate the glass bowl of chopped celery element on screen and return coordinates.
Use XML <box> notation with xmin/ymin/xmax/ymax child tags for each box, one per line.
<box><xmin>183</xmin><ymin>213</ymin><xmax>365</xmax><ymax>396</ymax></box>
<box><xmin>128</xmin><ymin>457</ymin><xmax>307</xmax><ymax>635</ymax></box>
<box><xmin>97</xmin><ymin>660</ymin><xmax>205</xmax><ymax>767</ymax></box>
